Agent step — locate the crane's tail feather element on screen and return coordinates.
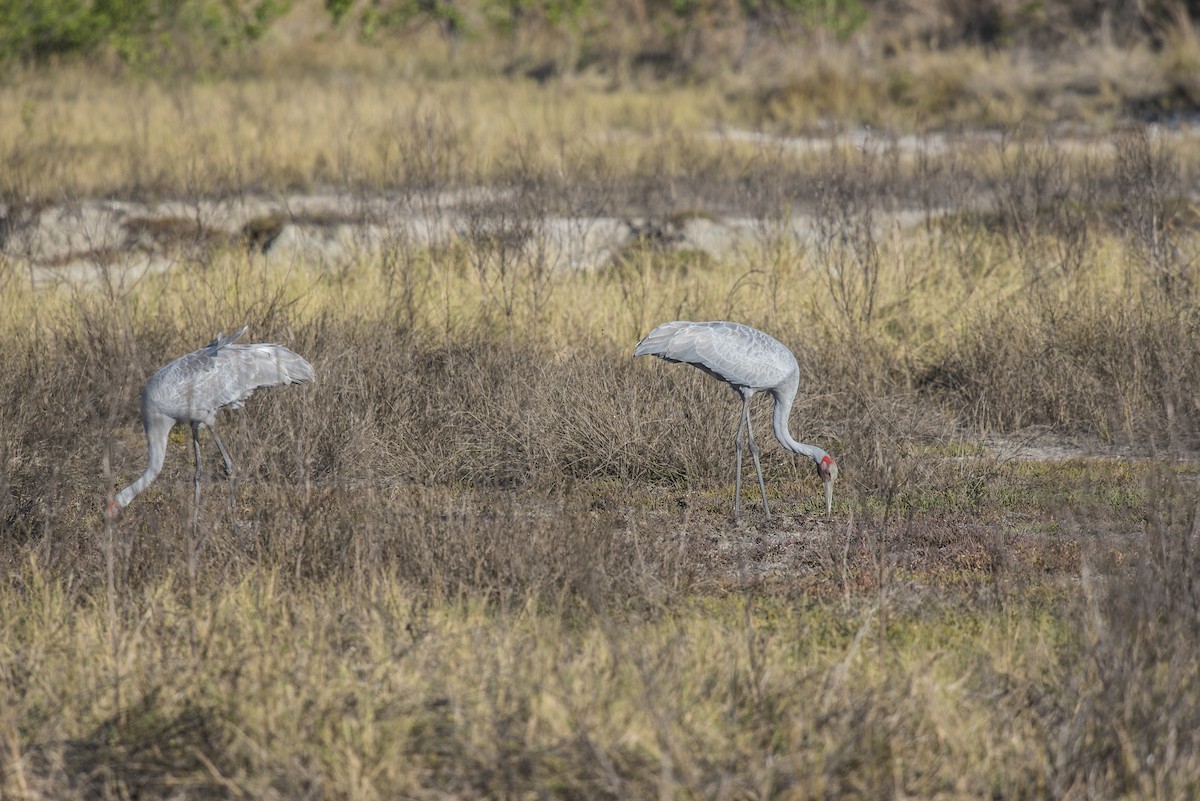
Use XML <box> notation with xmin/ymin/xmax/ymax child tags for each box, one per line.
<box><xmin>634</xmin><ymin>320</ymin><xmax>695</xmax><ymax>359</ymax></box>
<box><xmin>213</xmin><ymin>343</ymin><xmax>315</xmax><ymax>411</ymax></box>
<box><xmin>255</xmin><ymin>345</ymin><xmax>315</xmax><ymax>386</ymax></box>
<box><xmin>635</xmin><ymin>321</ymin><xmax>728</xmax><ymax>378</ymax></box>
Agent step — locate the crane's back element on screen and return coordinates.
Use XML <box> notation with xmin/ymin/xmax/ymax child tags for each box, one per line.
<box><xmin>142</xmin><ymin>333</ymin><xmax>314</xmax><ymax>425</ymax></box>
<box><xmin>635</xmin><ymin>320</ymin><xmax>798</xmax><ymax>393</ymax></box>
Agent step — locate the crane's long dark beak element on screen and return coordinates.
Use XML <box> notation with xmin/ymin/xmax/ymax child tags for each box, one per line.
<box><xmin>822</xmin><ymin>461</ymin><xmax>838</xmax><ymax>516</ymax></box>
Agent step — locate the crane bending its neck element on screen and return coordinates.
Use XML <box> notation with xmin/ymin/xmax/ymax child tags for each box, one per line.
<box><xmin>770</xmin><ymin>384</ymin><xmax>838</xmax><ymax>514</ymax></box>
<box><xmin>107</xmin><ymin>414</ymin><xmax>171</xmax><ymax>519</ymax></box>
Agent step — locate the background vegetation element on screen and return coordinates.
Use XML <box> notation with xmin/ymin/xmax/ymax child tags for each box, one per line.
<box><xmin>5</xmin><ymin>2</ymin><xmax>1200</xmax><ymax>798</ymax></box>
<box><xmin>3</xmin><ymin>0</ymin><xmax>1200</xmax><ymax>126</ymax></box>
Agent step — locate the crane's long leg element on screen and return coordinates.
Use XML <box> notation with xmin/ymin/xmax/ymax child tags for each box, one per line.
<box><xmin>733</xmin><ymin>396</ymin><xmax>749</xmax><ymax>522</ymax></box>
<box><xmin>209</xmin><ymin>425</ymin><xmax>235</xmax><ymax>478</ymax></box>
<box><xmin>744</xmin><ymin>404</ymin><xmax>771</xmax><ymax>521</ymax></box>
<box><xmin>191</xmin><ymin>422</ymin><xmax>203</xmax><ymax>522</ymax></box>
<box><xmin>207</xmin><ymin>423</ymin><xmax>237</xmax><ymax>515</ymax></box>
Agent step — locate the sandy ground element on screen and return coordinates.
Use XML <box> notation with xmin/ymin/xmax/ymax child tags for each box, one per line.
<box><xmin>1</xmin><ymin>187</ymin><xmax>939</xmax><ymax>290</ymax></box>
<box><xmin>11</xmin><ymin>121</ymin><xmax>1199</xmax><ymax>288</ymax></box>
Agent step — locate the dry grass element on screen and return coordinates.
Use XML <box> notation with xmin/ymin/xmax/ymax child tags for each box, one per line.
<box><xmin>1</xmin><ymin>567</ymin><xmax>1081</xmax><ymax>799</ymax></box>
<box><xmin>6</xmin><ymin>17</ymin><xmax>1200</xmax><ymax>203</ymax></box>
<box><xmin>0</xmin><ymin>67</ymin><xmax>727</xmax><ymax>201</ymax></box>
<box><xmin>6</xmin><ymin>59</ymin><xmax>1200</xmax><ymax>796</ymax></box>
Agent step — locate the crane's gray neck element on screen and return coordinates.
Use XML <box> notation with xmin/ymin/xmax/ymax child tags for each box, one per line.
<box><xmin>115</xmin><ymin>414</ymin><xmax>172</xmax><ymax>509</ymax></box>
<box><xmin>771</xmin><ymin>385</ymin><xmax>828</xmax><ymax>465</ymax></box>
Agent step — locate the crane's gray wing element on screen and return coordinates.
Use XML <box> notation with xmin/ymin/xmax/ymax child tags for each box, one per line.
<box><xmin>144</xmin><ymin>333</ymin><xmax>314</xmax><ymax>423</ymax></box>
<box><xmin>203</xmin><ymin>343</ymin><xmax>315</xmax><ymax>413</ymax></box>
<box><xmin>634</xmin><ymin>320</ymin><xmax>797</xmax><ymax>392</ymax></box>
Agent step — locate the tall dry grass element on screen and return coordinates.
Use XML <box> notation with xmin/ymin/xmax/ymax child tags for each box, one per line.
<box><xmin>5</xmin><ymin>69</ymin><xmax>1200</xmax><ymax>796</ymax></box>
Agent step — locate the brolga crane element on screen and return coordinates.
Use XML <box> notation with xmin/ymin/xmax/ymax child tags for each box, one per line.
<box><xmin>106</xmin><ymin>327</ymin><xmax>315</xmax><ymax>521</ymax></box>
<box><xmin>635</xmin><ymin>320</ymin><xmax>837</xmax><ymax>521</ymax></box>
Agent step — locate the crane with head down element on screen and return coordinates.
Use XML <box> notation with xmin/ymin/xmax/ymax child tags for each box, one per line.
<box><xmin>635</xmin><ymin>320</ymin><xmax>837</xmax><ymax>521</ymax></box>
<box><xmin>106</xmin><ymin>326</ymin><xmax>315</xmax><ymax>520</ymax></box>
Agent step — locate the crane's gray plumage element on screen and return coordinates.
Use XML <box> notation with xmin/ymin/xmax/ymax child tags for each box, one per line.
<box><xmin>635</xmin><ymin>320</ymin><xmax>837</xmax><ymax>520</ymax></box>
<box><xmin>107</xmin><ymin>326</ymin><xmax>315</xmax><ymax>519</ymax></box>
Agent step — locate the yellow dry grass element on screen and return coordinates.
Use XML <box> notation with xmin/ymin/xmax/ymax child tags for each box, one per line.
<box><xmin>6</xmin><ymin>55</ymin><xmax>1200</xmax><ymax>798</ymax></box>
<box><xmin>0</xmin><ymin>565</ymin><xmax>1070</xmax><ymax>799</ymax></box>
<box><xmin>0</xmin><ymin>66</ymin><xmax>724</xmax><ymax>200</ymax></box>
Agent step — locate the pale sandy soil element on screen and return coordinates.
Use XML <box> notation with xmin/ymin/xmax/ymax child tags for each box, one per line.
<box><xmin>11</xmin><ymin>122</ymin><xmax>1200</xmax><ymax>288</ymax></box>
<box><xmin>3</xmin><ymin>190</ymin><xmax>939</xmax><ymax>289</ymax></box>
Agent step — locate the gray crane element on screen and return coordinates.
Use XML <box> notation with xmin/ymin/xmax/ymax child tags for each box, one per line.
<box><xmin>635</xmin><ymin>320</ymin><xmax>838</xmax><ymax>520</ymax></box>
<box><xmin>106</xmin><ymin>327</ymin><xmax>315</xmax><ymax>520</ymax></box>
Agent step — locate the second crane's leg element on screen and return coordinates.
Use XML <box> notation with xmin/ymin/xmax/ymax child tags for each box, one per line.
<box><xmin>191</xmin><ymin>422</ymin><xmax>203</xmax><ymax>522</ymax></box>
<box><xmin>733</xmin><ymin>397</ymin><xmax>749</xmax><ymax>521</ymax></box>
<box><xmin>207</xmin><ymin>424</ymin><xmax>237</xmax><ymax>515</ymax></box>
<box><xmin>744</xmin><ymin>404</ymin><xmax>771</xmax><ymax>521</ymax></box>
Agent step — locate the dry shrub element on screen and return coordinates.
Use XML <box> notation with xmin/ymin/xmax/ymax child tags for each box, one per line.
<box><xmin>1</xmin><ymin>308</ymin><xmax>734</xmax><ymax>603</ymax></box>
<box><xmin>12</xmin><ymin>38</ymin><xmax>1200</xmax><ymax>801</ymax></box>
<box><xmin>811</xmin><ymin>141</ymin><xmax>893</xmax><ymax>331</ymax></box>
<box><xmin>1050</xmin><ymin>470</ymin><xmax>1200</xmax><ymax>796</ymax></box>
<box><xmin>1114</xmin><ymin>127</ymin><xmax>1192</xmax><ymax>297</ymax></box>
<box><xmin>23</xmin><ymin>694</ymin><xmax>236</xmax><ymax>801</ymax></box>
<box><xmin>928</xmin><ymin>297</ymin><xmax>1200</xmax><ymax>451</ymax></box>
<box><xmin>2</xmin><ymin>286</ymin><xmax>949</xmax><ymax>606</ymax></box>
<box><xmin>988</xmin><ymin>134</ymin><xmax>1102</xmax><ymax>292</ymax></box>
<box><xmin>910</xmin><ymin>131</ymin><xmax>1200</xmax><ymax>451</ymax></box>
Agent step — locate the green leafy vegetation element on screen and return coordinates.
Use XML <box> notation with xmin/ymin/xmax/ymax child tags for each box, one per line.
<box><xmin>0</xmin><ymin>0</ymin><xmax>290</xmax><ymax>69</ymax></box>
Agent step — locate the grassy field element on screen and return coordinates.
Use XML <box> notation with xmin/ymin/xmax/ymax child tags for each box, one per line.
<box><xmin>5</xmin><ymin>29</ymin><xmax>1200</xmax><ymax>798</ymax></box>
